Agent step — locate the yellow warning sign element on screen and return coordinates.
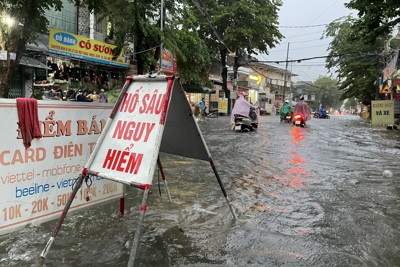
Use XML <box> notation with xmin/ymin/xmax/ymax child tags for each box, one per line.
<box><xmin>380</xmin><ymin>84</ymin><xmax>391</xmax><ymax>94</ymax></box>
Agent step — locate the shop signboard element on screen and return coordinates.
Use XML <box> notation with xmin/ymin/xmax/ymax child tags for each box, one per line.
<box><xmin>0</xmin><ymin>100</ymin><xmax>123</xmax><ymax>235</ymax></box>
<box><xmin>48</xmin><ymin>28</ymin><xmax>129</xmax><ymax>68</ymax></box>
<box><xmin>161</xmin><ymin>48</ymin><xmax>177</xmax><ymax>74</ymax></box>
<box><xmin>218</xmin><ymin>100</ymin><xmax>228</xmax><ymax>113</ymax></box>
<box><xmin>371</xmin><ymin>100</ymin><xmax>395</xmax><ymax>126</ymax></box>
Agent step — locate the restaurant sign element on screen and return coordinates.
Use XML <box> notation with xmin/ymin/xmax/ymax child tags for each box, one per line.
<box><xmin>48</xmin><ymin>28</ymin><xmax>129</xmax><ymax>68</ymax></box>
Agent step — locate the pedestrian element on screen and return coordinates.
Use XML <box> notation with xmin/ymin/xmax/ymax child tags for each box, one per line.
<box><xmin>99</xmin><ymin>89</ymin><xmax>108</xmax><ymax>103</ymax></box>
<box><xmin>198</xmin><ymin>97</ymin><xmax>206</xmax><ymax>121</ymax></box>
<box><xmin>86</xmin><ymin>90</ymin><xmax>99</xmax><ymax>102</ymax></box>
<box><xmin>292</xmin><ymin>96</ymin><xmax>311</xmax><ymax>122</ymax></box>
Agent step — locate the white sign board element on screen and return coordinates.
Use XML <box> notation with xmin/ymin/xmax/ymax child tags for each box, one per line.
<box><xmin>89</xmin><ymin>78</ymin><xmax>173</xmax><ymax>186</ymax></box>
<box><xmin>0</xmin><ymin>100</ymin><xmax>123</xmax><ymax>235</ymax></box>
<box><xmin>0</xmin><ymin>50</ymin><xmax>7</xmax><ymax>61</ymax></box>
<box><xmin>88</xmin><ymin>76</ymin><xmax>211</xmax><ymax>187</ymax></box>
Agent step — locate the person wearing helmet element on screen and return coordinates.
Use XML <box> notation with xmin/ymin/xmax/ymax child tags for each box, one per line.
<box><xmin>292</xmin><ymin>96</ymin><xmax>311</xmax><ymax>122</ymax></box>
<box><xmin>279</xmin><ymin>100</ymin><xmax>293</xmax><ymax>122</ymax></box>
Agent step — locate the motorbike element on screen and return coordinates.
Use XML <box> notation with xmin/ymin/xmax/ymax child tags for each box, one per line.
<box><xmin>313</xmin><ymin>111</ymin><xmax>330</xmax><ymax>119</ymax></box>
<box><xmin>233</xmin><ymin>107</ymin><xmax>258</xmax><ymax>132</ymax></box>
<box><xmin>281</xmin><ymin>112</ymin><xmax>293</xmax><ymax>123</ymax></box>
<box><xmin>205</xmin><ymin>108</ymin><xmax>219</xmax><ymax>118</ymax></box>
<box><xmin>292</xmin><ymin>114</ymin><xmax>306</xmax><ymax>127</ymax></box>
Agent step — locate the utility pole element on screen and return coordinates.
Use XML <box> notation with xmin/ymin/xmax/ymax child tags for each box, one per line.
<box><xmin>230</xmin><ymin>50</ymin><xmax>239</xmax><ymax>113</ymax></box>
<box><xmin>159</xmin><ymin>0</ymin><xmax>164</xmax><ymax>71</ymax></box>
<box><xmin>282</xmin><ymin>42</ymin><xmax>290</xmax><ymax>101</ymax></box>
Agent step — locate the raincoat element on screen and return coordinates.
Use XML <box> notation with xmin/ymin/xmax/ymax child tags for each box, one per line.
<box><xmin>292</xmin><ymin>100</ymin><xmax>311</xmax><ymax>121</ymax></box>
<box><xmin>230</xmin><ymin>95</ymin><xmax>256</xmax><ymax>125</ymax></box>
<box><xmin>279</xmin><ymin>103</ymin><xmax>293</xmax><ymax>120</ymax></box>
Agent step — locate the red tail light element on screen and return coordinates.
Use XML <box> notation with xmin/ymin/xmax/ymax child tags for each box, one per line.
<box><xmin>294</xmin><ymin>115</ymin><xmax>302</xmax><ymax>119</ymax></box>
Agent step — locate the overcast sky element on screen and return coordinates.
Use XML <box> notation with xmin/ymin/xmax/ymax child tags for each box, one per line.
<box><xmin>257</xmin><ymin>0</ymin><xmax>355</xmax><ymax>83</ymax></box>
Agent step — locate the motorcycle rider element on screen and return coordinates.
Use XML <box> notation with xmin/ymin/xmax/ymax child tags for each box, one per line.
<box><xmin>230</xmin><ymin>93</ymin><xmax>258</xmax><ymax>129</ymax></box>
<box><xmin>319</xmin><ymin>104</ymin><xmax>326</xmax><ymax>118</ymax></box>
<box><xmin>279</xmin><ymin>100</ymin><xmax>293</xmax><ymax>122</ymax></box>
<box><xmin>292</xmin><ymin>95</ymin><xmax>311</xmax><ymax>123</ymax></box>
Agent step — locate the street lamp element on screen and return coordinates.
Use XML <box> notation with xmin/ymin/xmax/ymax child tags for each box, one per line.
<box><xmin>0</xmin><ymin>14</ymin><xmax>17</xmax><ymax>50</ymax></box>
<box><xmin>2</xmin><ymin>17</ymin><xmax>15</xmax><ymax>27</ymax></box>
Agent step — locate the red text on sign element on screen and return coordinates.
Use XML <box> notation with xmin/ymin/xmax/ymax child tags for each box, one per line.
<box><xmin>112</xmin><ymin>120</ymin><xmax>155</xmax><ymax>142</ymax></box>
<box><xmin>102</xmin><ymin>149</ymin><xmax>143</xmax><ymax>174</ymax></box>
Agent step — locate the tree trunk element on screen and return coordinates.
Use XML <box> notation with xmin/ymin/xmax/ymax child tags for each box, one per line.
<box><xmin>220</xmin><ymin>49</ymin><xmax>231</xmax><ymax>113</ymax></box>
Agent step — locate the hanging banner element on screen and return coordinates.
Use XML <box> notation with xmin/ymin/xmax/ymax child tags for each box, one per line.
<box><xmin>161</xmin><ymin>48</ymin><xmax>177</xmax><ymax>74</ymax></box>
<box><xmin>48</xmin><ymin>28</ymin><xmax>129</xmax><ymax>68</ymax></box>
<box><xmin>0</xmin><ymin>101</ymin><xmax>123</xmax><ymax>235</ymax></box>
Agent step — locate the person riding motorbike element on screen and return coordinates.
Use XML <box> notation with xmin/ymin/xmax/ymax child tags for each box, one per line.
<box><xmin>279</xmin><ymin>100</ymin><xmax>293</xmax><ymax>122</ymax></box>
<box><xmin>292</xmin><ymin>96</ymin><xmax>311</xmax><ymax>124</ymax></box>
<box><xmin>230</xmin><ymin>93</ymin><xmax>258</xmax><ymax>129</ymax></box>
<box><xmin>319</xmin><ymin>104</ymin><xmax>327</xmax><ymax>118</ymax></box>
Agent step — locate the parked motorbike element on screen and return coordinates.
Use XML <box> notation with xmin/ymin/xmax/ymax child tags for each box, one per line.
<box><xmin>233</xmin><ymin>108</ymin><xmax>258</xmax><ymax>132</ymax></box>
<box><xmin>313</xmin><ymin>111</ymin><xmax>330</xmax><ymax>119</ymax></box>
<box><xmin>205</xmin><ymin>109</ymin><xmax>219</xmax><ymax>118</ymax></box>
<box><xmin>293</xmin><ymin>114</ymin><xmax>306</xmax><ymax>127</ymax></box>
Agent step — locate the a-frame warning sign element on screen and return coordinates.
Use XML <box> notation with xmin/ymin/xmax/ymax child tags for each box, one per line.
<box><xmin>40</xmin><ymin>75</ymin><xmax>236</xmax><ymax>266</ymax></box>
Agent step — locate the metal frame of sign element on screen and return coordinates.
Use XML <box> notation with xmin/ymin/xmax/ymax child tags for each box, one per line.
<box><xmin>40</xmin><ymin>74</ymin><xmax>236</xmax><ymax>267</ymax></box>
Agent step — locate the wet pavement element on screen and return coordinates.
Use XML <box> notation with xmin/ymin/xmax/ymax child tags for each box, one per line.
<box><xmin>1</xmin><ymin>114</ymin><xmax>400</xmax><ymax>267</ymax></box>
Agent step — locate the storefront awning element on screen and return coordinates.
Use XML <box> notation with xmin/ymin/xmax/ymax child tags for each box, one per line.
<box><xmin>183</xmin><ymin>84</ymin><xmax>215</xmax><ymax>94</ymax></box>
<box><xmin>19</xmin><ymin>56</ymin><xmax>52</xmax><ymax>70</ymax></box>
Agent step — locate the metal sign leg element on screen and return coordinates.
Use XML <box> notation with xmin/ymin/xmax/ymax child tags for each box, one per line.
<box><xmin>209</xmin><ymin>159</ymin><xmax>237</xmax><ymax>219</ymax></box>
<box><xmin>40</xmin><ymin>171</ymin><xmax>86</xmax><ymax>258</ymax></box>
<box><xmin>157</xmin><ymin>156</ymin><xmax>172</xmax><ymax>202</ymax></box>
<box><xmin>127</xmin><ymin>186</ymin><xmax>151</xmax><ymax>267</ymax></box>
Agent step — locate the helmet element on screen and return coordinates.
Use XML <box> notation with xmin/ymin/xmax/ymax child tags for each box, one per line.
<box><xmin>300</xmin><ymin>96</ymin><xmax>304</xmax><ymax>100</ymax></box>
<box><xmin>284</xmin><ymin>100</ymin><xmax>289</xmax><ymax>103</ymax></box>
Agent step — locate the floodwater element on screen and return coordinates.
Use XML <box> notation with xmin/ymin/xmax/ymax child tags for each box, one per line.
<box><xmin>1</xmin><ymin>114</ymin><xmax>400</xmax><ymax>267</ymax></box>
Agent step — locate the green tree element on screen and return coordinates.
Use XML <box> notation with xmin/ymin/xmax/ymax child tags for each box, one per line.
<box><xmin>190</xmin><ymin>0</ymin><xmax>283</xmax><ymax>104</ymax></box>
<box><xmin>345</xmin><ymin>0</ymin><xmax>400</xmax><ymax>41</ymax></box>
<box><xmin>324</xmin><ymin>16</ymin><xmax>385</xmax><ymax>105</ymax></box>
<box><xmin>99</xmin><ymin>0</ymin><xmax>211</xmax><ymax>85</ymax></box>
<box><xmin>313</xmin><ymin>76</ymin><xmax>342</xmax><ymax>110</ymax></box>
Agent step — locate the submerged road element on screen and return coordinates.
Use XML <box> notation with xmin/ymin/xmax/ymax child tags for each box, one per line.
<box><xmin>1</xmin><ymin>114</ymin><xmax>399</xmax><ymax>267</ymax></box>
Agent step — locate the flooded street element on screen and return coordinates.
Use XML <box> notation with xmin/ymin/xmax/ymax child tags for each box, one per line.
<box><xmin>1</xmin><ymin>114</ymin><xmax>400</xmax><ymax>267</ymax></box>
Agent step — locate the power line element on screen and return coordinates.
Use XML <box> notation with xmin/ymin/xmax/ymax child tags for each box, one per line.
<box><xmin>279</xmin><ymin>24</ymin><xmax>328</xmax><ymax>28</ymax></box>
<box><xmin>256</xmin><ymin>51</ymin><xmax>362</xmax><ymax>64</ymax></box>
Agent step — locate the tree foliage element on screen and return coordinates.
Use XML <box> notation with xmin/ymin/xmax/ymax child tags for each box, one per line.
<box><xmin>345</xmin><ymin>0</ymin><xmax>400</xmax><ymax>41</ymax></box>
<box><xmin>65</xmin><ymin>0</ymin><xmax>212</xmax><ymax>85</ymax></box>
<box><xmin>189</xmin><ymin>0</ymin><xmax>283</xmax><ymax>98</ymax></box>
<box><xmin>313</xmin><ymin>76</ymin><xmax>342</xmax><ymax>109</ymax></box>
<box><xmin>324</xmin><ymin>16</ymin><xmax>385</xmax><ymax>104</ymax></box>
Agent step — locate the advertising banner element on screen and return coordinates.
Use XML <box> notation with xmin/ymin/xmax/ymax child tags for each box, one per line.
<box><xmin>161</xmin><ymin>48</ymin><xmax>177</xmax><ymax>74</ymax></box>
<box><xmin>48</xmin><ymin>28</ymin><xmax>129</xmax><ymax>68</ymax></box>
<box><xmin>0</xmin><ymin>100</ymin><xmax>123</xmax><ymax>235</ymax></box>
<box><xmin>371</xmin><ymin>100</ymin><xmax>395</xmax><ymax>126</ymax></box>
